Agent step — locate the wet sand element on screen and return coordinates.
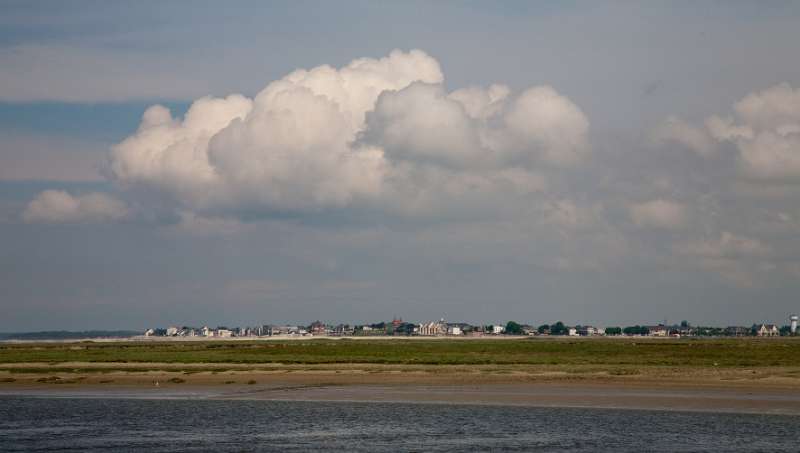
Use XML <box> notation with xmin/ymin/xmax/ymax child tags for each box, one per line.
<box><xmin>3</xmin><ymin>363</ymin><xmax>800</xmax><ymax>414</ymax></box>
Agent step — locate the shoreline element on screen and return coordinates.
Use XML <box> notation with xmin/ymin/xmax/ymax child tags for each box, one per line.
<box><xmin>3</xmin><ymin>363</ymin><xmax>800</xmax><ymax>415</ymax></box>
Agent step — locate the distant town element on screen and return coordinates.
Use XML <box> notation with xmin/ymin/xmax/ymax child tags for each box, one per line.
<box><xmin>143</xmin><ymin>315</ymin><xmax>800</xmax><ymax>339</ymax></box>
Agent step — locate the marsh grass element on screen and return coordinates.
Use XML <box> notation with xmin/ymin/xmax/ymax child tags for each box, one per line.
<box><xmin>2</xmin><ymin>338</ymin><xmax>800</xmax><ymax>368</ymax></box>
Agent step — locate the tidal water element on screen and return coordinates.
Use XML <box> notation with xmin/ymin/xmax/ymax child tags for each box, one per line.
<box><xmin>2</xmin><ymin>397</ymin><xmax>799</xmax><ymax>452</ymax></box>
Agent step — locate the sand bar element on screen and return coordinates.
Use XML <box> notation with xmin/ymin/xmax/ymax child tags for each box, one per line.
<box><xmin>3</xmin><ymin>363</ymin><xmax>800</xmax><ymax>415</ymax></box>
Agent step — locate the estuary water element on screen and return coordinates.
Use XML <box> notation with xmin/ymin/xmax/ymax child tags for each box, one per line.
<box><xmin>1</xmin><ymin>397</ymin><xmax>799</xmax><ymax>452</ymax></box>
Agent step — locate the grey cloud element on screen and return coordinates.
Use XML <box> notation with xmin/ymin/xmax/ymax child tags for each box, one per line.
<box><xmin>23</xmin><ymin>190</ymin><xmax>128</xmax><ymax>224</ymax></box>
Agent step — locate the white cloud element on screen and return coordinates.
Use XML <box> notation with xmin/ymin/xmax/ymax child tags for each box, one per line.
<box><xmin>663</xmin><ymin>83</ymin><xmax>800</xmax><ymax>182</ymax></box>
<box><xmin>99</xmin><ymin>49</ymin><xmax>588</xmax><ymax>219</ymax></box>
<box><xmin>723</xmin><ymin>84</ymin><xmax>800</xmax><ymax>181</ymax></box>
<box><xmin>736</xmin><ymin>130</ymin><xmax>800</xmax><ymax>181</ymax></box>
<box><xmin>502</xmin><ymin>86</ymin><xmax>590</xmax><ymax>167</ymax></box>
<box><xmin>361</xmin><ymin>82</ymin><xmax>590</xmax><ymax>169</ymax></box>
<box><xmin>23</xmin><ymin>190</ymin><xmax>128</xmax><ymax>224</ymax></box>
<box><xmin>362</xmin><ymin>82</ymin><xmax>485</xmax><ymax>169</ymax></box>
<box><xmin>629</xmin><ymin>199</ymin><xmax>688</xmax><ymax>229</ymax></box>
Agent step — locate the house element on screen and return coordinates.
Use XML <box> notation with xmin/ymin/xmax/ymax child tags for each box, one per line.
<box><xmin>577</xmin><ymin>326</ymin><xmax>597</xmax><ymax>336</ymax></box>
<box><xmin>492</xmin><ymin>325</ymin><xmax>505</xmax><ymax>335</ymax></box>
<box><xmin>333</xmin><ymin>324</ymin><xmax>354</xmax><ymax>336</ymax></box>
<box><xmin>419</xmin><ymin>320</ymin><xmax>446</xmax><ymax>336</ymax></box>
<box><xmin>217</xmin><ymin>329</ymin><xmax>233</xmax><ymax>338</ymax></box>
<box><xmin>309</xmin><ymin>320</ymin><xmax>327</xmax><ymax>335</ymax></box>
<box><xmin>521</xmin><ymin>325</ymin><xmax>537</xmax><ymax>336</ymax></box>
<box><xmin>567</xmin><ymin>327</ymin><xmax>578</xmax><ymax>337</ymax></box>
<box><xmin>447</xmin><ymin>325</ymin><xmax>462</xmax><ymax>336</ymax></box>
<box><xmin>725</xmin><ymin>326</ymin><xmax>750</xmax><ymax>337</ymax></box>
<box><xmin>166</xmin><ymin>326</ymin><xmax>179</xmax><ymax>336</ymax></box>
<box><xmin>646</xmin><ymin>325</ymin><xmax>668</xmax><ymax>337</ymax></box>
<box><xmin>201</xmin><ymin>326</ymin><xmax>213</xmax><ymax>337</ymax></box>
<box><xmin>756</xmin><ymin>324</ymin><xmax>779</xmax><ymax>337</ymax></box>
<box><xmin>144</xmin><ymin>328</ymin><xmax>155</xmax><ymax>336</ymax></box>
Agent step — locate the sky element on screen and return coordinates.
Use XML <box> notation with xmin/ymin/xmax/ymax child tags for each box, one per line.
<box><xmin>2</xmin><ymin>1</ymin><xmax>800</xmax><ymax>331</ymax></box>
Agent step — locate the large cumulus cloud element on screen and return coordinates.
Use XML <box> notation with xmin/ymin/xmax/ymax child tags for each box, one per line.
<box><xmin>90</xmin><ymin>49</ymin><xmax>587</xmax><ymax>220</ymax></box>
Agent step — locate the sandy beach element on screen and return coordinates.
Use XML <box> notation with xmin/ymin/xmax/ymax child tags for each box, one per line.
<box><xmin>4</xmin><ymin>362</ymin><xmax>800</xmax><ymax>414</ymax></box>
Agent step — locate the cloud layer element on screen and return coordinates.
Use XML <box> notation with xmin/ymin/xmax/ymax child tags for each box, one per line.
<box><xmin>20</xmin><ymin>50</ymin><xmax>800</xmax><ymax>291</ymax></box>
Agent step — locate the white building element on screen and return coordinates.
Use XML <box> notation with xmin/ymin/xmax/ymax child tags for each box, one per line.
<box><xmin>756</xmin><ymin>324</ymin><xmax>779</xmax><ymax>337</ymax></box>
<box><xmin>791</xmin><ymin>315</ymin><xmax>798</xmax><ymax>334</ymax></box>
<box><xmin>578</xmin><ymin>326</ymin><xmax>597</xmax><ymax>336</ymax></box>
<box><xmin>419</xmin><ymin>320</ymin><xmax>446</xmax><ymax>336</ymax></box>
<box><xmin>217</xmin><ymin>329</ymin><xmax>233</xmax><ymax>338</ymax></box>
<box><xmin>447</xmin><ymin>325</ymin><xmax>462</xmax><ymax>336</ymax></box>
<box><xmin>144</xmin><ymin>328</ymin><xmax>155</xmax><ymax>337</ymax></box>
<box><xmin>201</xmin><ymin>326</ymin><xmax>213</xmax><ymax>337</ymax></box>
<box><xmin>166</xmin><ymin>326</ymin><xmax>179</xmax><ymax>336</ymax></box>
<box><xmin>492</xmin><ymin>325</ymin><xmax>505</xmax><ymax>334</ymax></box>
<box><xmin>647</xmin><ymin>326</ymin><xmax>668</xmax><ymax>337</ymax></box>
<box><xmin>567</xmin><ymin>327</ymin><xmax>578</xmax><ymax>337</ymax></box>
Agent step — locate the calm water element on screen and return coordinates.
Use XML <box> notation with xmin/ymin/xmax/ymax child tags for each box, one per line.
<box><xmin>2</xmin><ymin>397</ymin><xmax>800</xmax><ymax>452</ymax></box>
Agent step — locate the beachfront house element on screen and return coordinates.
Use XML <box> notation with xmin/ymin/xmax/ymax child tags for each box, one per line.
<box><xmin>419</xmin><ymin>320</ymin><xmax>447</xmax><ymax>336</ymax></box>
<box><xmin>755</xmin><ymin>324</ymin><xmax>779</xmax><ymax>337</ymax></box>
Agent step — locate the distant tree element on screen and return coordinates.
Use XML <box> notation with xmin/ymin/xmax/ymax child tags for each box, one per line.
<box><xmin>780</xmin><ymin>325</ymin><xmax>791</xmax><ymax>336</ymax></box>
<box><xmin>398</xmin><ymin>322</ymin><xmax>416</xmax><ymax>335</ymax></box>
<box><xmin>623</xmin><ymin>325</ymin><xmax>648</xmax><ymax>336</ymax></box>
<box><xmin>680</xmin><ymin>320</ymin><xmax>689</xmax><ymax>328</ymax></box>
<box><xmin>605</xmin><ymin>327</ymin><xmax>622</xmax><ymax>336</ymax></box>
<box><xmin>537</xmin><ymin>324</ymin><xmax>550</xmax><ymax>334</ymax></box>
<box><xmin>505</xmin><ymin>321</ymin><xmax>524</xmax><ymax>335</ymax></box>
<box><xmin>550</xmin><ymin>321</ymin><xmax>567</xmax><ymax>336</ymax></box>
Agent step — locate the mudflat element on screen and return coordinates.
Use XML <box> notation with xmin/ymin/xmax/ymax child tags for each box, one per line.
<box><xmin>3</xmin><ymin>338</ymin><xmax>800</xmax><ymax>414</ymax></box>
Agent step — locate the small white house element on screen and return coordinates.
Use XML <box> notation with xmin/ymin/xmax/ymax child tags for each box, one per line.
<box><xmin>492</xmin><ymin>325</ymin><xmax>505</xmax><ymax>334</ymax></box>
<box><xmin>448</xmin><ymin>326</ymin><xmax>462</xmax><ymax>336</ymax></box>
<box><xmin>567</xmin><ymin>327</ymin><xmax>578</xmax><ymax>336</ymax></box>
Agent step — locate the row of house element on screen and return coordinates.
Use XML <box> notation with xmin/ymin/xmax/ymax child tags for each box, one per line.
<box><xmin>143</xmin><ymin>320</ymin><xmax>790</xmax><ymax>338</ymax></box>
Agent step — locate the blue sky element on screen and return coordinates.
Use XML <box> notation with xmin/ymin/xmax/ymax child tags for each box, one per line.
<box><xmin>2</xmin><ymin>1</ymin><xmax>800</xmax><ymax>330</ymax></box>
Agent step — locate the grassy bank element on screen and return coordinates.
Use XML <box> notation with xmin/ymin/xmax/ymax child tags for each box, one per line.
<box><xmin>2</xmin><ymin>338</ymin><xmax>800</xmax><ymax>368</ymax></box>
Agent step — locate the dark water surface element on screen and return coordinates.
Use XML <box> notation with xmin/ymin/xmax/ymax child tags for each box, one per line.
<box><xmin>1</xmin><ymin>397</ymin><xmax>799</xmax><ymax>452</ymax></box>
